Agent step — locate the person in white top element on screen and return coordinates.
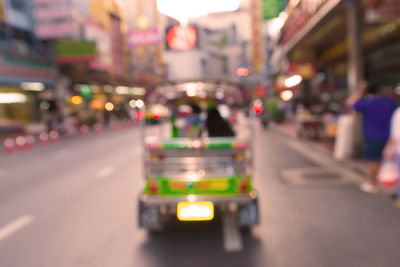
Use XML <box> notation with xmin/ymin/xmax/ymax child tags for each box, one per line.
<box><xmin>383</xmin><ymin>107</ymin><xmax>400</xmax><ymax>207</ymax></box>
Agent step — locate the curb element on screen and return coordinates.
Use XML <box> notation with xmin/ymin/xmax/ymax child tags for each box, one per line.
<box><xmin>269</xmin><ymin>122</ymin><xmax>369</xmax><ymax>177</ymax></box>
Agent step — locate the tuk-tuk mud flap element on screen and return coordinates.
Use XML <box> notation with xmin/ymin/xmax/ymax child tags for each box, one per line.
<box><xmin>238</xmin><ymin>200</ymin><xmax>259</xmax><ymax>226</ymax></box>
<box><xmin>138</xmin><ymin>200</ymin><xmax>161</xmax><ymax>230</ymax></box>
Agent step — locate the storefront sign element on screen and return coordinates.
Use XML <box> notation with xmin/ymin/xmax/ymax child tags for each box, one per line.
<box><xmin>0</xmin><ymin>56</ymin><xmax>57</xmax><ymax>84</ymax></box>
<box><xmin>128</xmin><ymin>28</ymin><xmax>162</xmax><ymax>47</ymax></box>
<box><xmin>288</xmin><ymin>62</ymin><xmax>317</xmax><ymax>79</ymax></box>
<box><xmin>365</xmin><ymin>0</ymin><xmax>400</xmax><ymax>23</ymax></box>
<box><xmin>263</xmin><ymin>0</ymin><xmax>286</xmax><ymax>20</ymax></box>
<box><xmin>35</xmin><ymin>20</ymin><xmax>78</xmax><ymax>39</ymax></box>
<box><xmin>166</xmin><ymin>25</ymin><xmax>198</xmax><ymax>51</ymax></box>
<box><xmin>34</xmin><ymin>0</ymin><xmax>77</xmax><ymax>39</ymax></box>
<box><xmin>84</xmin><ymin>20</ymin><xmax>112</xmax><ymax>71</ymax></box>
<box><xmin>34</xmin><ymin>0</ymin><xmax>73</xmax><ymax>3</ymax></box>
<box><xmin>282</xmin><ymin>0</ymin><xmax>329</xmax><ymax>43</ymax></box>
<box><xmin>56</xmin><ymin>40</ymin><xmax>96</xmax><ymax>63</ymax></box>
<box><xmin>250</xmin><ymin>0</ymin><xmax>264</xmax><ymax>73</ymax></box>
<box><xmin>321</xmin><ymin>40</ymin><xmax>347</xmax><ymax>62</ymax></box>
<box><xmin>0</xmin><ymin>0</ymin><xmax>4</xmax><ymax>22</ymax></box>
<box><xmin>34</xmin><ymin>6</ymin><xmax>74</xmax><ymax>21</ymax></box>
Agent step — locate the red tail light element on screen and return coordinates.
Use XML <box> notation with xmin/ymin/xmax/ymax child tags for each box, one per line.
<box><xmin>239</xmin><ymin>180</ymin><xmax>248</xmax><ymax>193</ymax></box>
<box><xmin>150</xmin><ymin>154</ymin><xmax>165</xmax><ymax>161</ymax></box>
<box><xmin>253</xmin><ymin>105</ymin><xmax>263</xmax><ymax>114</ymax></box>
<box><xmin>149</xmin><ymin>182</ymin><xmax>158</xmax><ymax>194</ymax></box>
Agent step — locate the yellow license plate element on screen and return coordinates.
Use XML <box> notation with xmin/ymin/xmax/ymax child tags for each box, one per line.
<box><xmin>177</xmin><ymin>201</ymin><xmax>214</xmax><ymax>221</ymax></box>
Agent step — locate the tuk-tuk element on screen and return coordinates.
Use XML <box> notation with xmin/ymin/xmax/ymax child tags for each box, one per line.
<box><xmin>138</xmin><ymin>79</ymin><xmax>259</xmax><ymax>231</ymax></box>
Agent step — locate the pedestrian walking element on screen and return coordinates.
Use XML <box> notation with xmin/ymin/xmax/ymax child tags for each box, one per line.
<box><xmin>383</xmin><ymin>106</ymin><xmax>400</xmax><ymax>207</ymax></box>
<box><xmin>347</xmin><ymin>81</ymin><xmax>397</xmax><ymax>193</ymax></box>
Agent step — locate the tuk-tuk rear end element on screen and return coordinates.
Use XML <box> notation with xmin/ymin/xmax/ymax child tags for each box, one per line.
<box><xmin>138</xmin><ymin>138</ymin><xmax>259</xmax><ymax>230</ymax></box>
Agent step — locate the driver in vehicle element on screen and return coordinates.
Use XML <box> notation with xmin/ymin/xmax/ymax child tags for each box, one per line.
<box><xmin>206</xmin><ymin>108</ymin><xmax>235</xmax><ymax>137</ymax></box>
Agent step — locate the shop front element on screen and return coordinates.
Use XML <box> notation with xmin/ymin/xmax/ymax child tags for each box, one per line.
<box><xmin>274</xmin><ymin>0</ymin><xmax>400</xmax><ymax>155</ymax></box>
<box><xmin>0</xmin><ymin>54</ymin><xmax>57</xmax><ymax>135</ymax></box>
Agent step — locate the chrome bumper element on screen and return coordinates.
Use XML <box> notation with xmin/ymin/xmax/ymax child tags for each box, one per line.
<box><xmin>139</xmin><ymin>191</ymin><xmax>258</xmax><ymax>207</ymax></box>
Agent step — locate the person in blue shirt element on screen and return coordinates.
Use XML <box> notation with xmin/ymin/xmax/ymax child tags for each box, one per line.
<box><xmin>185</xmin><ymin>104</ymin><xmax>204</xmax><ymax>138</ymax></box>
<box><xmin>347</xmin><ymin>81</ymin><xmax>397</xmax><ymax>193</ymax></box>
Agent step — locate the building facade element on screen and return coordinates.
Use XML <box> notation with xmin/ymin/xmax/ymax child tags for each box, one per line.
<box><xmin>0</xmin><ymin>0</ymin><xmax>57</xmax><ymax>132</ymax></box>
<box><xmin>271</xmin><ymin>0</ymin><xmax>400</xmax><ymax>99</ymax></box>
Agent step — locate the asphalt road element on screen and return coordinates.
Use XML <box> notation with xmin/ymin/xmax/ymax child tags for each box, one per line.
<box><xmin>1</xmin><ymin>122</ymin><xmax>400</xmax><ymax>267</ymax></box>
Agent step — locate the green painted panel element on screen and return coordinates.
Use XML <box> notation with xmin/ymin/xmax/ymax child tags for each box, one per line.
<box><xmin>3</xmin><ymin>56</ymin><xmax>53</xmax><ymax>69</ymax></box>
<box><xmin>144</xmin><ymin>176</ymin><xmax>253</xmax><ymax>197</ymax></box>
<box><xmin>263</xmin><ymin>0</ymin><xmax>286</xmax><ymax>20</ymax></box>
<box><xmin>160</xmin><ymin>138</ymin><xmax>236</xmax><ymax>150</ymax></box>
<box><xmin>56</xmin><ymin>39</ymin><xmax>96</xmax><ymax>57</ymax></box>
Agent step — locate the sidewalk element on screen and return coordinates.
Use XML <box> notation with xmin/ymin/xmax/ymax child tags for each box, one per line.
<box><xmin>270</xmin><ymin>122</ymin><xmax>370</xmax><ymax>177</ymax></box>
<box><xmin>1</xmin><ymin>120</ymin><xmax>139</xmax><ymax>155</ymax></box>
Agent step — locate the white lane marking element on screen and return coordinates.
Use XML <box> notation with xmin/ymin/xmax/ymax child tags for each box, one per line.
<box><xmin>55</xmin><ymin>149</ymin><xmax>71</xmax><ymax>159</ymax></box>
<box><xmin>96</xmin><ymin>166</ymin><xmax>115</xmax><ymax>179</ymax></box>
<box><xmin>222</xmin><ymin>213</ymin><xmax>243</xmax><ymax>252</ymax></box>
<box><xmin>0</xmin><ymin>215</ymin><xmax>34</xmax><ymax>242</ymax></box>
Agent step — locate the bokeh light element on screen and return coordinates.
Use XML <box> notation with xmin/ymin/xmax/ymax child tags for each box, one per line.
<box><xmin>280</xmin><ymin>90</ymin><xmax>294</xmax><ymax>102</ymax></box>
<box><xmin>136</xmin><ymin>99</ymin><xmax>145</xmax><ymax>109</ymax></box>
<box><xmin>105</xmin><ymin>102</ymin><xmax>115</xmax><ymax>111</ymax></box>
<box><xmin>71</xmin><ymin>96</ymin><xmax>83</xmax><ymax>105</ymax></box>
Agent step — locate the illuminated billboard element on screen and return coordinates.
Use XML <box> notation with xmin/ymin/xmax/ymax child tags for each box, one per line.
<box><xmin>166</xmin><ymin>25</ymin><xmax>198</xmax><ymax>51</ymax></box>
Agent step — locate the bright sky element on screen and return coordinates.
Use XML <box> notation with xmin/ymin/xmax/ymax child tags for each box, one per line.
<box><xmin>156</xmin><ymin>0</ymin><xmax>243</xmax><ymax>24</ymax></box>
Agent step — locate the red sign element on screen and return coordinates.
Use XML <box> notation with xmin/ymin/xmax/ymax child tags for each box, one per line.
<box><xmin>237</xmin><ymin>68</ymin><xmax>249</xmax><ymax>77</ymax></box>
<box><xmin>166</xmin><ymin>25</ymin><xmax>197</xmax><ymax>51</ymax></box>
<box><xmin>255</xmin><ymin>85</ymin><xmax>267</xmax><ymax>98</ymax></box>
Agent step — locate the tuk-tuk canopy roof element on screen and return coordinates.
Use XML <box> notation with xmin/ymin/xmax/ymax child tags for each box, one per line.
<box><xmin>145</xmin><ymin>78</ymin><xmax>251</xmax><ymax>107</ymax></box>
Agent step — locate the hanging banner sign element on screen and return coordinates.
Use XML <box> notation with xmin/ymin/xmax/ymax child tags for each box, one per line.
<box><xmin>128</xmin><ymin>28</ymin><xmax>162</xmax><ymax>47</ymax></box>
<box><xmin>365</xmin><ymin>0</ymin><xmax>400</xmax><ymax>23</ymax></box>
<box><xmin>84</xmin><ymin>20</ymin><xmax>112</xmax><ymax>71</ymax></box>
<box><xmin>282</xmin><ymin>0</ymin><xmax>330</xmax><ymax>44</ymax></box>
<box><xmin>0</xmin><ymin>0</ymin><xmax>4</xmax><ymax>22</ymax></box>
